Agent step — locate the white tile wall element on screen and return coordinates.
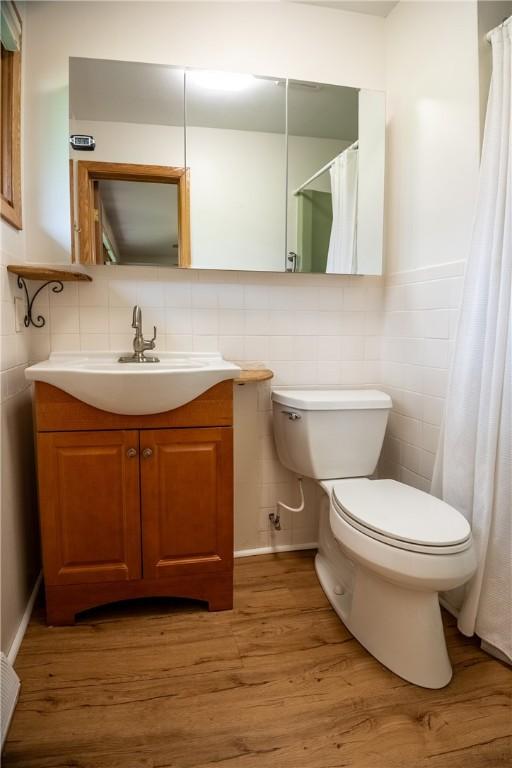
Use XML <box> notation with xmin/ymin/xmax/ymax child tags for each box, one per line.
<box><xmin>42</xmin><ymin>264</ymin><xmax>384</xmax><ymax>553</ymax></box>
<box><xmin>44</xmin><ymin>266</ymin><xmax>383</xmax><ymax>389</ymax></box>
<box><xmin>1</xmin><ymin>259</ymin><xmax>465</xmax><ymax>556</ymax></box>
<box><xmin>1</xmin><ymin>240</ymin><xmax>48</xmax><ymax>654</ymax></box>
<box><xmin>378</xmin><ymin>261</ymin><xmax>465</xmax><ymax>491</ymax></box>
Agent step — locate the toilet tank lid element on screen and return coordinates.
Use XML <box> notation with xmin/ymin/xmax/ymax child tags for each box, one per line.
<box><xmin>271</xmin><ymin>389</ymin><xmax>392</xmax><ymax>411</ymax></box>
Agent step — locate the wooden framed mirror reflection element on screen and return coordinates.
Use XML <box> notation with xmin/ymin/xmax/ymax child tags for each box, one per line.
<box><xmin>75</xmin><ymin>161</ymin><xmax>190</xmax><ymax>267</ymax></box>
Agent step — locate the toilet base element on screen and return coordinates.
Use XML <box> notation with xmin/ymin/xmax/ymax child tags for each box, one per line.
<box><xmin>315</xmin><ymin>551</ymin><xmax>453</xmax><ymax>688</ymax></box>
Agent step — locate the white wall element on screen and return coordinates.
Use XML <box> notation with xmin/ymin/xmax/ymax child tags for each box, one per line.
<box><xmin>0</xmin><ymin>2</ymin><xmax>46</xmax><ymax>656</ymax></box>
<box><xmin>384</xmin><ymin>0</ymin><xmax>480</xmax><ymax>274</ymax></box>
<box><xmin>24</xmin><ymin>0</ymin><xmax>385</xmax><ymax>265</ymax></box>
<box><xmin>379</xmin><ymin>1</ymin><xmax>481</xmax><ymax>485</ymax></box>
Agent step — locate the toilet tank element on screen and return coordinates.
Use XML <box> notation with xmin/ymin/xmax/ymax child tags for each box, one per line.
<box><xmin>272</xmin><ymin>389</ymin><xmax>392</xmax><ymax>480</ymax></box>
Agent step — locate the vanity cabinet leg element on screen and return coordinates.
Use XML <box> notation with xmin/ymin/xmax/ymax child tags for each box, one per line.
<box><xmin>46</xmin><ymin>606</ymin><xmax>77</xmax><ymax>626</ymax></box>
<box><xmin>207</xmin><ymin>576</ymin><xmax>233</xmax><ymax>611</ymax></box>
<box><xmin>208</xmin><ymin>596</ymin><xmax>233</xmax><ymax>611</ymax></box>
<box><xmin>45</xmin><ymin>591</ymin><xmax>77</xmax><ymax>626</ymax></box>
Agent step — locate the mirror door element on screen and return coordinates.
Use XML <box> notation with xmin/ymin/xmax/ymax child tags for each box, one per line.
<box><xmin>70</xmin><ymin>58</ymin><xmax>186</xmax><ymax>266</ymax></box>
<box><xmin>185</xmin><ymin>70</ymin><xmax>286</xmax><ymax>272</ymax></box>
<box><xmin>69</xmin><ymin>57</ymin><xmax>385</xmax><ymax>275</ymax></box>
<box><xmin>287</xmin><ymin>81</ymin><xmax>384</xmax><ymax>275</ymax></box>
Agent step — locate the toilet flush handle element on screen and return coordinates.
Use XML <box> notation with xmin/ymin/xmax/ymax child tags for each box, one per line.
<box><xmin>281</xmin><ymin>409</ymin><xmax>301</xmax><ymax>421</ymax></box>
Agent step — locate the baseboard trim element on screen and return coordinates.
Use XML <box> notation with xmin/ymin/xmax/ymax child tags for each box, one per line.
<box><xmin>439</xmin><ymin>595</ymin><xmax>459</xmax><ymax>619</ymax></box>
<box><xmin>7</xmin><ymin>572</ymin><xmax>42</xmax><ymax>666</ymax></box>
<box><xmin>234</xmin><ymin>542</ymin><xmax>318</xmax><ymax>559</ymax></box>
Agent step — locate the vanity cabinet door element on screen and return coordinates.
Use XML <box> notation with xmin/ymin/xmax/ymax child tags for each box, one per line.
<box><xmin>37</xmin><ymin>430</ymin><xmax>142</xmax><ymax>586</ymax></box>
<box><xmin>140</xmin><ymin>428</ymin><xmax>233</xmax><ymax>580</ymax></box>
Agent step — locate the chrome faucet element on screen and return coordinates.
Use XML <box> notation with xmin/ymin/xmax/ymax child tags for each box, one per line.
<box><xmin>118</xmin><ymin>305</ymin><xmax>159</xmax><ymax>363</ymax></box>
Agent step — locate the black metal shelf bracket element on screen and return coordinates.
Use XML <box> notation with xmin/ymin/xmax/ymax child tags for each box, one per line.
<box><xmin>17</xmin><ymin>276</ymin><xmax>64</xmax><ymax>328</ymax></box>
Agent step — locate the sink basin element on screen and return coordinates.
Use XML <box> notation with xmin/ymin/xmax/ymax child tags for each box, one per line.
<box><xmin>25</xmin><ymin>352</ymin><xmax>241</xmax><ymax>415</ymax></box>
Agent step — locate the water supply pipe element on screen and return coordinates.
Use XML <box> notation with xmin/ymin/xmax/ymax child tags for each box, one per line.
<box><xmin>269</xmin><ymin>477</ymin><xmax>304</xmax><ymax>531</ymax></box>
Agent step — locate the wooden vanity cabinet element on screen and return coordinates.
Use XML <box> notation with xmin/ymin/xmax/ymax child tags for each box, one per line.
<box><xmin>34</xmin><ymin>381</ymin><xmax>234</xmax><ymax>625</ymax></box>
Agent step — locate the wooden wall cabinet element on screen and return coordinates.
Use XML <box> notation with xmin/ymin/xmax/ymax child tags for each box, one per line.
<box><xmin>34</xmin><ymin>381</ymin><xmax>234</xmax><ymax>625</ymax></box>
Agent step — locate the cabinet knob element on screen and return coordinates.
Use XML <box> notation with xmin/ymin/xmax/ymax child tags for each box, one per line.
<box><xmin>142</xmin><ymin>448</ymin><xmax>153</xmax><ymax>459</ymax></box>
<box><xmin>126</xmin><ymin>448</ymin><xmax>137</xmax><ymax>458</ymax></box>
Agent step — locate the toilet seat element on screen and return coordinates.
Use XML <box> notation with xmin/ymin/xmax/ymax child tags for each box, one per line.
<box><xmin>332</xmin><ymin>478</ymin><xmax>472</xmax><ymax>555</ymax></box>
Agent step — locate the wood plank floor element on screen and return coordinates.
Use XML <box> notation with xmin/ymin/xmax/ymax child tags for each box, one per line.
<box><xmin>4</xmin><ymin>551</ymin><xmax>511</xmax><ymax>768</ymax></box>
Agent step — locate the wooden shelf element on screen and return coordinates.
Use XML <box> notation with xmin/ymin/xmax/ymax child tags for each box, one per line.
<box><xmin>7</xmin><ymin>265</ymin><xmax>92</xmax><ymax>329</ymax></box>
<box><xmin>235</xmin><ymin>369</ymin><xmax>274</xmax><ymax>384</ymax></box>
<box><xmin>7</xmin><ymin>265</ymin><xmax>92</xmax><ymax>282</ymax></box>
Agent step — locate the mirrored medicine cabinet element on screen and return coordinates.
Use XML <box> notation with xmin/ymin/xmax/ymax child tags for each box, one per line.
<box><xmin>69</xmin><ymin>57</ymin><xmax>385</xmax><ymax>275</ymax></box>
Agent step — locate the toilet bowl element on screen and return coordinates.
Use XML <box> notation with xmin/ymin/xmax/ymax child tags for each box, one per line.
<box><xmin>272</xmin><ymin>388</ymin><xmax>477</xmax><ymax>689</ymax></box>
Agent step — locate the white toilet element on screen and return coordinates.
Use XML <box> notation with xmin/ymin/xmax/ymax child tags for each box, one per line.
<box><xmin>271</xmin><ymin>388</ymin><xmax>476</xmax><ymax>689</ymax></box>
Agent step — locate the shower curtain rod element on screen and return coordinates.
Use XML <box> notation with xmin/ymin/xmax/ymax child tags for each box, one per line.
<box><xmin>485</xmin><ymin>14</ymin><xmax>511</xmax><ymax>40</ymax></box>
<box><xmin>293</xmin><ymin>139</ymin><xmax>359</xmax><ymax>196</ymax></box>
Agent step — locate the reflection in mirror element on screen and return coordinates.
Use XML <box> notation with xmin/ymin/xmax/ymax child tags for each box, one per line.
<box><xmin>69</xmin><ymin>57</ymin><xmax>186</xmax><ymax>266</ymax></box>
<box><xmin>287</xmin><ymin>81</ymin><xmax>384</xmax><ymax>275</ymax></box>
<box><xmin>69</xmin><ymin>58</ymin><xmax>384</xmax><ymax>274</ymax></box>
<box><xmin>95</xmin><ymin>180</ymin><xmax>179</xmax><ymax>265</ymax></box>
<box><xmin>76</xmin><ymin>161</ymin><xmax>190</xmax><ymax>266</ymax></box>
<box><xmin>186</xmin><ymin>70</ymin><xmax>286</xmax><ymax>271</ymax></box>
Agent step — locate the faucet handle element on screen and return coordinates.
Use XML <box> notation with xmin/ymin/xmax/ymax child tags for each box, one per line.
<box><xmin>143</xmin><ymin>326</ymin><xmax>157</xmax><ymax>350</ymax></box>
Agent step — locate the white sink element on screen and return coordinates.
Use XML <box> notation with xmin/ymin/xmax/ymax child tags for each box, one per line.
<box><xmin>25</xmin><ymin>352</ymin><xmax>240</xmax><ymax>415</ymax></box>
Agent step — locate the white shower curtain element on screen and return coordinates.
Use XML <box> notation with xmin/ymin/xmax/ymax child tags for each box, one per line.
<box><xmin>326</xmin><ymin>148</ymin><xmax>358</xmax><ymax>274</ymax></box>
<box><xmin>432</xmin><ymin>18</ymin><xmax>511</xmax><ymax>661</ymax></box>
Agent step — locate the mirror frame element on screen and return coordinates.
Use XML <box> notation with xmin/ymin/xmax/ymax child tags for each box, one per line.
<box><xmin>76</xmin><ymin>161</ymin><xmax>190</xmax><ymax>266</ymax></box>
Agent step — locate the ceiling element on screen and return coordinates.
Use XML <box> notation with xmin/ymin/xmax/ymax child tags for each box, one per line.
<box><xmin>70</xmin><ymin>57</ymin><xmax>359</xmax><ymax>141</ymax></box>
<box><xmin>294</xmin><ymin>1</ymin><xmax>399</xmax><ymax>17</ymax></box>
